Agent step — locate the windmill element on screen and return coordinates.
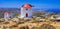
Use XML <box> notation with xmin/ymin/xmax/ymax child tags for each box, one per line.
<box><xmin>4</xmin><ymin>11</ymin><xmax>12</xmax><ymax>18</ymax></box>
<box><xmin>20</xmin><ymin>3</ymin><xmax>33</xmax><ymax>18</ymax></box>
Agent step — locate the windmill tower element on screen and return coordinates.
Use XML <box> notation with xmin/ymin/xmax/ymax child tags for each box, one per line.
<box><xmin>4</xmin><ymin>12</ymin><xmax>12</xmax><ymax>18</ymax></box>
<box><xmin>20</xmin><ymin>3</ymin><xmax>33</xmax><ymax>18</ymax></box>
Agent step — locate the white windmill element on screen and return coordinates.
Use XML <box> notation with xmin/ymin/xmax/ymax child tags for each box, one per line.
<box><xmin>20</xmin><ymin>3</ymin><xmax>33</xmax><ymax>18</ymax></box>
<box><xmin>4</xmin><ymin>11</ymin><xmax>12</xmax><ymax>18</ymax></box>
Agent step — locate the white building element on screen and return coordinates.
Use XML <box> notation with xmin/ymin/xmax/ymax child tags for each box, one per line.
<box><xmin>20</xmin><ymin>3</ymin><xmax>33</xmax><ymax>18</ymax></box>
<box><xmin>4</xmin><ymin>12</ymin><xmax>13</xmax><ymax>18</ymax></box>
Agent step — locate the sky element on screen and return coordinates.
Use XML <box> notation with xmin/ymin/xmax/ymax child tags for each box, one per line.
<box><xmin>0</xmin><ymin>0</ymin><xmax>60</xmax><ymax>9</ymax></box>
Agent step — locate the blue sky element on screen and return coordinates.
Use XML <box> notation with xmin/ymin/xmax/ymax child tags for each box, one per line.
<box><xmin>0</xmin><ymin>0</ymin><xmax>60</xmax><ymax>9</ymax></box>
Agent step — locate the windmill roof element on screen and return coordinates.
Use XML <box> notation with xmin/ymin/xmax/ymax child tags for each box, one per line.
<box><xmin>22</xmin><ymin>3</ymin><xmax>32</xmax><ymax>8</ymax></box>
<box><xmin>4</xmin><ymin>12</ymin><xmax>10</xmax><ymax>14</ymax></box>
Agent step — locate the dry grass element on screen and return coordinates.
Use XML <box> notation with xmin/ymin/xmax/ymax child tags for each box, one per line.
<box><xmin>0</xmin><ymin>18</ymin><xmax>60</xmax><ymax>29</ymax></box>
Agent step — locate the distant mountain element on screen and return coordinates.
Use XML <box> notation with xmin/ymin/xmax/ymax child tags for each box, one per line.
<box><xmin>0</xmin><ymin>8</ymin><xmax>60</xmax><ymax>13</ymax></box>
<box><xmin>0</xmin><ymin>8</ymin><xmax>20</xmax><ymax>12</ymax></box>
<box><xmin>45</xmin><ymin>9</ymin><xmax>60</xmax><ymax>13</ymax></box>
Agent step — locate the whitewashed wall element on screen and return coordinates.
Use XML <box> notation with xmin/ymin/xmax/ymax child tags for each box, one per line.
<box><xmin>20</xmin><ymin>8</ymin><xmax>26</xmax><ymax>18</ymax></box>
<box><xmin>20</xmin><ymin>7</ymin><xmax>32</xmax><ymax>18</ymax></box>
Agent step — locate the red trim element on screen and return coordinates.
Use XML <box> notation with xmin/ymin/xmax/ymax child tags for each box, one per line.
<box><xmin>4</xmin><ymin>12</ymin><xmax>10</xmax><ymax>14</ymax></box>
<box><xmin>23</xmin><ymin>4</ymin><xmax>32</xmax><ymax>8</ymax></box>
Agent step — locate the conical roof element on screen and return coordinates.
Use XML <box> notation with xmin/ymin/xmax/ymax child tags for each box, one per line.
<box><xmin>4</xmin><ymin>12</ymin><xmax>10</xmax><ymax>14</ymax></box>
<box><xmin>22</xmin><ymin>3</ymin><xmax>32</xmax><ymax>8</ymax></box>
